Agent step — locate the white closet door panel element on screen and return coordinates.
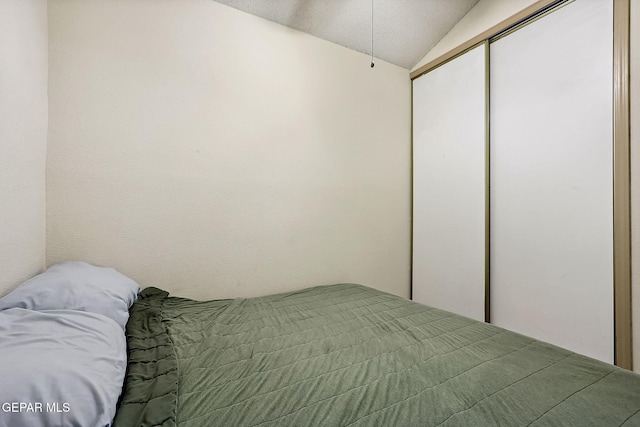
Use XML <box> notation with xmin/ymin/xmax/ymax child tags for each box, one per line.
<box><xmin>490</xmin><ymin>0</ymin><xmax>613</xmax><ymax>362</ymax></box>
<box><xmin>413</xmin><ymin>44</ymin><xmax>486</xmax><ymax>321</ymax></box>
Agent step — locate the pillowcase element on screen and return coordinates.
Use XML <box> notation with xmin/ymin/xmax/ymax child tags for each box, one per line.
<box><xmin>0</xmin><ymin>261</ymin><xmax>139</xmax><ymax>329</ymax></box>
<box><xmin>0</xmin><ymin>308</ymin><xmax>127</xmax><ymax>427</ymax></box>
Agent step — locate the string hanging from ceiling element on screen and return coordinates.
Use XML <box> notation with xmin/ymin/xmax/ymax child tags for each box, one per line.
<box><xmin>370</xmin><ymin>0</ymin><xmax>375</xmax><ymax>68</ymax></box>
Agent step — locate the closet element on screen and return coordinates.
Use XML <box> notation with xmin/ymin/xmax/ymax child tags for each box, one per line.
<box><xmin>412</xmin><ymin>43</ymin><xmax>487</xmax><ymax>323</ymax></box>
<box><xmin>412</xmin><ymin>0</ymin><xmax>631</xmax><ymax>367</ymax></box>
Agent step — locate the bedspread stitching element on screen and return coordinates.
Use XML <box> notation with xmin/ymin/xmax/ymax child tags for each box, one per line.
<box><xmin>249</xmin><ymin>337</ymin><xmax>540</xmax><ymax>427</ymax></box>
<box><xmin>620</xmin><ymin>407</ymin><xmax>640</xmax><ymax>426</ymax></box>
<box><xmin>173</xmin><ymin>303</ymin><xmax>446</xmax><ymax>360</ymax></box>
<box><xmin>432</xmin><ymin>352</ymin><xmax>576</xmax><ymax>426</ymax></box>
<box><xmin>165</xmin><ymin>294</ymin><xmax>400</xmax><ymax>339</ymax></box>
<box><xmin>174</xmin><ymin>293</ymin><xmax>403</xmax><ymax>332</ymax></box>
<box><xmin>526</xmin><ymin>370</ymin><xmax>616</xmax><ymax>426</ymax></box>
<box><xmin>214</xmin><ymin>287</ymin><xmax>376</xmax><ymax>322</ymax></box>
<box><xmin>178</xmin><ymin>315</ymin><xmax>480</xmax><ymax>396</ymax></box>
<box><xmin>177</xmin><ymin>329</ymin><xmax>515</xmax><ymax>425</ymax></box>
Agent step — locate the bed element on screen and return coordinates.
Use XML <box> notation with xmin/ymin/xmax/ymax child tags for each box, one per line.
<box><xmin>115</xmin><ymin>284</ymin><xmax>640</xmax><ymax>426</ymax></box>
<box><xmin>1</xmin><ymin>263</ymin><xmax>640</xmax><ymax>426</ymax></box>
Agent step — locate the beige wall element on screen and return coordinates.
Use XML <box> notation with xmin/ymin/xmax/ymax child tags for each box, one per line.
<box><xmin>0</xmin><ymin>0</ymin><xmax>48</xmax><ymax>296</ymax></box>
<box><xmin>631</xmin><ymin>0</ymin><xmax>640</xmax><ymax>373</ymax></box>
<box><xmin>46</xmin><ymin>0</ymin><xmax>411</xmax><ymax>300</ymax></box>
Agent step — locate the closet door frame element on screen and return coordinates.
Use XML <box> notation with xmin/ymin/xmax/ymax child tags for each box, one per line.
<box><xmin>410</xmin><ymin>0</ymin><xmax>632</xmax><ymax>369</ymax></box>
<box><xmin>612</xmin><ymin>0</ymin><xmax>631</xmax><ymax>370</ymax></box>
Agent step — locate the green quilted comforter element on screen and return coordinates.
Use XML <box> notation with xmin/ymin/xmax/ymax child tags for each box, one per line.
<box><xmin>114</xmin><ymin>284</ymin><xmax>640</xmax><ymax>426</ymax></box>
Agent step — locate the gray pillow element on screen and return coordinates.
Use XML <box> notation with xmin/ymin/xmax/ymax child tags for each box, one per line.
<box><xmin>0</xmin><ymin>261</ymin><xmax>139</xmax><ymax>329</ymax></box>
<box><xmin>0</xmin><ymin>308</ymin><xmax>127</xmax><ymax>427</ymax></box>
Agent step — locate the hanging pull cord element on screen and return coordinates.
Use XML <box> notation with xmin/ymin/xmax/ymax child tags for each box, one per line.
<box><xmin>370</xmin><ymin>0</ymin><xmax>375</xmax><ymax>68</ymax></box>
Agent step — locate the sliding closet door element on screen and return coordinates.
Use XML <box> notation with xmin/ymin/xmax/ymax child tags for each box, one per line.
<box><xmin>490</xmin><ymin>0</ymin><xmax>614</xmax><ymax>362</ymax></box>
<box><xmin>412</xmin><ymin>44</ymin><xmax>486</xmax><ymax>321</ymax></box>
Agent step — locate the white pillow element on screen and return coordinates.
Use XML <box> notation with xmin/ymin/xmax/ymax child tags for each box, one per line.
<box><xmin>0</xmin><ymin>308</ymin><xmax>127</xmax><ymax>427</ymax></box>
<box><xmin>0</xmin><ymin>261</ymin><xmax>139</xmax><ymax>329</ymax></box>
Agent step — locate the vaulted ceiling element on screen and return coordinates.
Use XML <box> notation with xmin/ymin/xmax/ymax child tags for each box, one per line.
<box><xmin>212</xmin><ymin>0</ymin><xmax>479</xmax><ymax>69</ymax></box>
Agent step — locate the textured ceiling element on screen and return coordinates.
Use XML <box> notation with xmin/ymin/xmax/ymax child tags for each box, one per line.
<box><xmin>212</xmin><ymin>0</ymin><xmax>479</xmax><ymax>69</ymax></box>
